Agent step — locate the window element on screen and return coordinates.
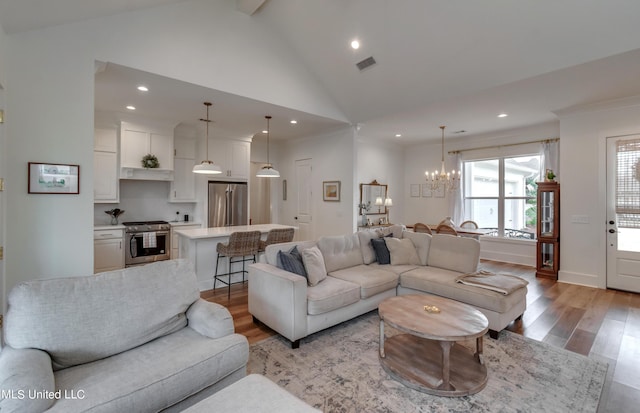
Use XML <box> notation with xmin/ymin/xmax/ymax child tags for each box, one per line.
<box><xmin>463</xmin><ymin>155</ymin><xmax>541</xmax><ymax>239</ymax></box>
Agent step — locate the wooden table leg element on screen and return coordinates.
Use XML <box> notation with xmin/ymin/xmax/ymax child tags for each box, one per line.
<box><xmin>379</xmin><ymin>319</ymin><xmax>385</xmax><ymax>358</ymax></box>
<box><xmin>475</xmin><ymin>335</ymin><xmax>485</xmax><ymax>365</ymax></box>
<box><xmin>439</xmin><ymin>341</ymin><xmax>454</xmax><ymax>391</ymax></box>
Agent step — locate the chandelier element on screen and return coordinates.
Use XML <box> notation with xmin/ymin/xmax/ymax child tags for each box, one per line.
<box><xmin>425</xmin><ymin>126</ymin><xmax>460</xmax><ymax>191</ymax></box>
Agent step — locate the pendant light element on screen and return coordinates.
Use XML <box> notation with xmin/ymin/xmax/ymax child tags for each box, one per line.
<box><xmin>193</xmin><ymin>102</ymin><xmax>222</xmax><ymax>175</ymax></box>
<box><xmin>256</xmin><ymin>115</ymin><xmax>280</xmax><ymax>178</ymax></box>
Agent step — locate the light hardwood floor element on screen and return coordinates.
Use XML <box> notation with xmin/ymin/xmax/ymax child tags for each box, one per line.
<box><xmin>202</xmin><ymin>260</ymin><xmax>640</xmax><ymax>412</ymax></box>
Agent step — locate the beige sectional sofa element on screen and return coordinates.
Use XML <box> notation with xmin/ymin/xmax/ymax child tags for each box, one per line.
<box><xmin>248</xmin><ymin>225</ymin><xmax>526</xmax><ymax>348</ymax></box>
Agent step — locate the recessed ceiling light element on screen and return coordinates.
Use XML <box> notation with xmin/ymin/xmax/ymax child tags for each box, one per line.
<box><xmin>351</xmin><ymin>39</ymin><xmax>360</xmax><ymax>50</ymax></box>
<box><xmin>395</xmin><ymin>134</ymin><xmax>402</xmax><ymax>138</ymax></box>
<box><xmin>262</xmin><ymin>130</ymin><xmax>268</xmax><ymax>134</ymax></box>
<box><xmin>126</xmin><ymin>105</ymin><xmax>136</xmax><ymax>110</ymax></box>
<box><xmin>497</xmin><ymin>113</ymin><xmax>508</xmax><ymax>118</ymax></box>
<box><xmin>290</xmin><ymin>120</ymin><xmax>297</xmax><ymax>124</ymax></box>
<box><xmin>137</xmin><ymin>85</ymin><xmax>148</xmax><ymax>92</ymax></box>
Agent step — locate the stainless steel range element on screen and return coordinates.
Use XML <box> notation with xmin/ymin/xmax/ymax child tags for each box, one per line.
<box><xmin>123</xmin><ymin>221</ymin><xmax>171</xmax><ymax>267</ymax></box>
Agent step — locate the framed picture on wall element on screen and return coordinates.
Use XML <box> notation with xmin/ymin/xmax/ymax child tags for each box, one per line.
<box><xmin>410</xmin><ymin>184</ymin><xmax>420</xmax><ymax>197</ymax></box>
<box><xmin>421</xmin><ymin>183</ymin><xmax>432</xmax><ymax>197</ymax></box>
<box><xmin>323</xmin><ymin>181</ymin><xmax>341</xmax><ymax>201</ymax></box>
<box><xmin>28</xmin><ymin>162</ymin><xmax>79</xmax><ymax>194</ymax></box>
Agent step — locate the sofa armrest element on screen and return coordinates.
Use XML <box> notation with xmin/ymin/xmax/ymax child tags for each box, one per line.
<box><xmin>186</xmin><ymin>299</ymin><xmax>235</xmax><ymax>339</ymax></box>
<box><xmin>248</xmin><ymin>263</ymin><xmax>308</xmax><ymax>343</ymax></box>
<box><xmin>0</xmin><ymin>346</ymin><xmax>55</xmax><ymax>413</ymax></box>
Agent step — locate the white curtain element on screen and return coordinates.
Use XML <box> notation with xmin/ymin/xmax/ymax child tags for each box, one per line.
<box><xmin>450</xmin><ymin>152</ymin><xmax>464</xmax><ymax>225</ymax></box>
<box><xmin>541</xmin><ymin>140</ymin><xmax>560</xmax><ymax>179</ymax></box>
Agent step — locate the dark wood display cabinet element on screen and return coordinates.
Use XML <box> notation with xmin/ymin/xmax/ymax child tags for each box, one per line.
<box><xmin>536</xmin><ymin>182</ymin><xmax>560</xmax><ymax>279</ymax></box>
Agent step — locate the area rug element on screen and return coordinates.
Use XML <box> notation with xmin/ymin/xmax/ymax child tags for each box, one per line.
<box><xmin>248</xmin><ymin>312</ymin><xmax>607</xmax><ymax>412</ymax></box>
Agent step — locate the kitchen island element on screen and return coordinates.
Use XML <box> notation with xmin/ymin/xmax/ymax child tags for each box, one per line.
<box><xmin>175</xmin><ymin>224</ymin><xmax>296</xmax><ymax>291</ymax></box>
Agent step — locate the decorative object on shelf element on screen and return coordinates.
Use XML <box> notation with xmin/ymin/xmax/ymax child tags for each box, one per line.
<box><xmin>256</xmin><ymin>115</ymin><xmax>280</xmax><ymax>178</ymax></box>
<box><xmin>323</xmin><ymin>180</ymin><xmax>341</xmax><ymax>201</ymax></box>
<box><xmin>141</xmin><ymin>153</ymin><xmax>159</xmax><ymax>169</ymax></box>
<box><xmin>545</xmin><ymin>169</ymin><xmax>556</xmax><ymax>182</ymax></box>
<box><xmin>193</xmin><ymin>102</ymin><xmax>222</xmax><ymax>175</ymax></box>
<box><xmin>358</xmin><ymin>201</ymin><xmax>371</xmax><ymax>226</ymax></box>
<box><xmin>105</xmin><ymin>208</ymin><xmax>125</xmax><ymax>225</ymax></box>
<box><xmin>28</xmin><ymin>162</ymin><xmax>80</xmax><ymax>194</ymax></box>
<box><xmin>425</xmin><ymin>126</ymin><xmax>460</xmax><ymax>193</ymax></box>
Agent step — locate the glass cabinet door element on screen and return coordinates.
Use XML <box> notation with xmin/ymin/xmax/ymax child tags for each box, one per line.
<box><xmin>540</xmin><ymin>190</ymin><xmax>555</xmax><ymax>237</ymax></box>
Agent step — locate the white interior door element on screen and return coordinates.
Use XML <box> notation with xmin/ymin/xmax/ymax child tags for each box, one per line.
<box><xmin>606</xmin><ymin>135</ymin><xmax>640</xmax><ymax>293</ymax></box>
<box><xmin>295</xmin><ymin>158</ymin><xmax>312</xmax><ymax>241</ymax></box>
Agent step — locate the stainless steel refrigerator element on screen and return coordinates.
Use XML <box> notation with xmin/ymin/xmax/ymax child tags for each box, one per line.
<box><xmin>208</xmin><ymin>181</ymin><xmax>248</xmax><ymax>227</ymax></box>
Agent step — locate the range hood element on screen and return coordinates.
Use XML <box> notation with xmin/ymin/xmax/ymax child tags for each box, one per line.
<box><xmin>120</xmin><ymin>167</ymin><xmax>174</xmax><ymax>181</ymax></box>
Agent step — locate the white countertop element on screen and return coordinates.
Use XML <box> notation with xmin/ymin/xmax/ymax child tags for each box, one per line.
<box><xmin>94</xmin><ymin>224</ymin><xmax>125</xmax><ymax>231</ymax></box>
<box><xmin>168</xmin><ymin>221</ymin><xmax>202</xmax><ymax>227</ymax></box>
<box><xmin>175</xmin><ymin>224</ymin><xmax>296</xmax><ymax>240</ymax></box>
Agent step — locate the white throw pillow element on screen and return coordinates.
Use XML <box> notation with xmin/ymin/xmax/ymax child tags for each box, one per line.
<box><xmin>385</xmin><ymin>237</ymin><xmax>421</xmax><ymax>266</ymax></box>
<box><xmin>401</xmin><ymin>230</ymin><xmax>431</xmax><ymax>266</ymax></box>
<box><xmin>302</xmin><ymin>246</ymin><xmax>328</xmax><ymax>286</ymax></box>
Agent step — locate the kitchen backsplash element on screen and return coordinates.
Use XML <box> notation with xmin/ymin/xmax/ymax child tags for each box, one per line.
<box><xmin>94</xmin><ymin>180</ymin><xmax>197</xmax><ymax>225</ymax></box>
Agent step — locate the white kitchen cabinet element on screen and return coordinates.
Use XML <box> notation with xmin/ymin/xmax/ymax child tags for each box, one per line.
<box><xmin>210</xmin><ymin>140</ymin><xmax>250</xmax><ymax>180</ymax></box>
<box><xmin>170</xmin><ymin>157</ymin><xmax>197</xmax><ymax>202</ymax></box>
<box><xmin>94</xmin><ymin>228</ymin><xmax>124</xmax><ymax>273</ymax></box>
<box><xmin>170</xmin><ymin>223</ymin><xmax>201</xmax><ymax>259</ymax></box>
<box><xmin>120</xmin><ymin>123</ymin><xmax>174</xmax><ymax>171</ymax></box>
<box><xmin>94</xmin><ymin>128</ymin><xmax>118</xmax><ymax>203</ymax></box>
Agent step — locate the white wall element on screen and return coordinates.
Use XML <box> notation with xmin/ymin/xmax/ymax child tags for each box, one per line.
<box><xmin>356</xmin><ymin>139</ymin><xmax>404</xmax><ymax>225</ymax></box>
<box><xmin>3</xmin><ymin>0</ymin><xmax>346</xmax><ymax>293</ymax></box>
<box><xmin>277</xmin><ymin>127</ymin><xmax>356</xmax><ymax>239</ymax></box>
<box><xmin>556</xmin><ymin>96</ymin><xmax>640</xmax><ymax>288</ymax></box>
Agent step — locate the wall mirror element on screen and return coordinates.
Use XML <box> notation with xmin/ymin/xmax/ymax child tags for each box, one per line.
<box><xmin>359</xmin><ymin>180</ymin><xmax>387</xmax><ymax>215</ymax></box>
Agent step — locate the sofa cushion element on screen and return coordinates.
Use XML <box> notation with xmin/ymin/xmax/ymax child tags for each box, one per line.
<box><xmin>277</xmin><ymin>246</ymin><xmax>307</xmax><ymax>277</ymax></box>
<box><xmin>376</xmin><ymin>224</ymin><xmax>405</xmax><ymax>238</ymax></box>
<box><xmin>5</xmin><ymin>259</ymin><xmax>200</xmax><ymax>370</ymax></box>
<box><xmin>306</xmin><ymin>276</ymin><xmax>361</xmax><ymax>315</ymax></box>
<box><xmin>50</xmin><ymin>328</ymin><xmax>249</xmax><ymax>413</ymax></box>
<box><xmin>264</xmin><ymin>241</ymin><xmax>317</xmax><ymax>266</ymax></box>
<box><xmin>427</xmin><ymin>234</ymin><xmax>480</xmax><ymax>274</ymax></box>
<box><xmin>369</xmin><ymin>262</ymin><xmax>420</xmax><ymax>275</ymax></box>
<box><xmin>317</xmin><ymin>233</ymin><xmax>364</xmax><ymax>273</ymax></box>
<box><xmin>329</xmin><ymin>264</ymin><xmax>399</xmax><ymax>299</ymax></box>
<box><xmin>385</xmin><ymin>238</ymin><xmax>421</xmax><ymax>265</ymax></box>
<box><xmin>370</xmin><ymin>238</ymin><xmax>391</xmax><ymax>264</ymax></box>
<box><xmin>0</xmin><ymin>347</ymin><xmax>55</xmax><ymax>413</ymax></box>
<box><xmin>301</xmin><ymin>246</ymin><xmax>328</xmax><ymax>286</ymax></box>
<box><xmin>400</xmin><ymin>266</ymin><xmax>526</xmax><ymax>313</ymax></box>
<box><xmin>401</xmin><ymin>230</ymin><xmax>432</xmax><ymax>266</ymax></box>
<box><xmin>357</xmin><ymin>229</ymin><xmax>380</xmax><ymax>264</ymax></box>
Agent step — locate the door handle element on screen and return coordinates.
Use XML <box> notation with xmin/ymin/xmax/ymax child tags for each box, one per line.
<box><xmin>609</xmin><ymin>229</ymin><xmax>616</xmax><ymax>233</ymax></box>
<box><xmin>609</xmin><ymin>220</ymin><xmax>615</xmax><ymax>225</ymax></box>
<box><xmin>294</xmin><ymin>216</ymin><xmax>298</xmax><ymax>220</ymax></box>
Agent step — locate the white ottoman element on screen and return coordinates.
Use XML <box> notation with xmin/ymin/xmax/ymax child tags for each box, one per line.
<box><xmin>182</xmin><ymin>374</ymin><xmax>320</xmax><ymax>413</ymax></box>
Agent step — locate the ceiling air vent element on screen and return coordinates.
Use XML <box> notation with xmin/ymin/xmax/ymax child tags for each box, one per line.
<box><xmin>356</xmin><ymin>56</ymin><xmax>377</xmax><ymax>71</ymax></box>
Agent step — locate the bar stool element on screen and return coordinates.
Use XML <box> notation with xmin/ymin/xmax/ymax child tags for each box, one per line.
<box><xmin>214</xmin><ymin>231</ymin><xmax>261</xmax><ymax>298</ymax></box>
<box><xmin>258</xmin><ymin>228</ymin><xmax>295</xmax><ymax>253</ymax></box>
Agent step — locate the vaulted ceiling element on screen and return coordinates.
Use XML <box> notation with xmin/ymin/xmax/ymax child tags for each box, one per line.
<box><xmin>4</xmin><ymin>0</ymin><xmax>640</xmax><ymax>143</ymax></box>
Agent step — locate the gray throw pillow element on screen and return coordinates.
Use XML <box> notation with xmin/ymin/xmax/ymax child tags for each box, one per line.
<box><xmin>301</xmin><ymin>246</ymin><xmax>327</xmax><ymax>286</ymax></box>
<box><xmin>370</xmin><ymin>238</ymin><xmax>391</xmax><ymax>265</ymax></box>
<box><xmin>277</xmin><ymin>246</ymin><xmax>307</xmax><ymax>277</ymax></box>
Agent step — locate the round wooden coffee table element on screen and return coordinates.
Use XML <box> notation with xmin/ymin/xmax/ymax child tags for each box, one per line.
<box><xmin>378</xmin><ymin>294</ymin><xmax>489</xmax><ymax>397</ymax></box>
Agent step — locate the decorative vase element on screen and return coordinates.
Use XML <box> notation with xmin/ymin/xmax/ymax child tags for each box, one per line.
<box><xmin>362</xmin><ymin>214</ymin><xmax>368</xmax><ymax>227</ymax></box>
<box><xmin>111</xmin><ymin>216</ymin><xmax>119</xmax><ymax>225</ymax></box>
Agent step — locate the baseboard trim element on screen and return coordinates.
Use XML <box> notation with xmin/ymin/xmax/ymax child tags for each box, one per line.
<box><xmin>558</xmin><ymin>270</ymin><xmax>606</xmax><ymax>289</ymax></box>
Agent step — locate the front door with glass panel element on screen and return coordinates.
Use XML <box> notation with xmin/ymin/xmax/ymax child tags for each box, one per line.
<box><xmin>606</xmin><ymin>135</ymin><xmax>640</xmax><ymax>293</ymax></box>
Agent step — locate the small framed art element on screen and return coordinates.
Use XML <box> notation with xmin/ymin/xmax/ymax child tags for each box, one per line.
<box><xmin>323</xmin><ymin>181</ymin><xmax>341</xmax><ymax>201</ymax></box>
<box><xmin>28</xmin><ymin>162</ymin><xmax>79</xmax><ymax>194</ymax></box>
<box><xmin>421</xmin><ymin>183</ymin><xmax>432</xmax><ymax>198</ymax></box>
<box><xmin>410</xmin><ymin>184</ymin><xmax>420</xmax><ymax>197</ymax></box>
